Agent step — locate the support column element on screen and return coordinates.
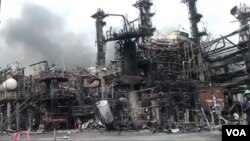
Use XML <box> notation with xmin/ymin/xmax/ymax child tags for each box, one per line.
<box><xmin>128</xmin><ymin>90</ymin><xmax>142</xmax><ymax>124</ymax></box>
<box><xmin>152</xmin><ymin>100</ymin><xmax>161</xmax><ymax>124</ymax></box>
<box><xmin>7</xmin><ymin>102</ymin><xmax>11</xmax><ymax>129</ymax></box>
<box><xmin>78</xmin><ymin>77</ymin><xmax>84</xmax><ymax>105</ymax></box>
<box><xmin>0</xmin><ymin>112</ymin><xmax>3</xmax><ymax>132</ymax></box>
<box><xmin>16</xmin><ymin>102</ymin><xmax>20</xmax><ymax>130</ymax></box>
<box><xmin>99</xmin><ymin>71</ymin><xmax>106</xmax><ymax>99</ymax></box>
<box><xmin>28</xmin><ymin>109</ymin><xmax>32</xmax><ymax>130</ymax></box>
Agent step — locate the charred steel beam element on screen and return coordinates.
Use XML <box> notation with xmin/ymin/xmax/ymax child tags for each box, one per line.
<box><xmin>29</xmin><ymin>60</ymin><xmax>48</xmax><ymax>67</ymax></box>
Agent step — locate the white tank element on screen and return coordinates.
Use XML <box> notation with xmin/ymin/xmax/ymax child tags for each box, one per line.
<box><xmin>0</xmin><ymin>78</ymin><xmax>18</xmax><ymax>91</ymax></box>
<box><xmin>96</xmin><ymin>100</ymin><xmax>114</xmax><ymax>124</ymax></box>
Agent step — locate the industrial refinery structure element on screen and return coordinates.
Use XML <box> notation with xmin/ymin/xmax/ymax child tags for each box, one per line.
<box><xmin>0</xmin><ymin>0</ymin><xmax>250</xmax><ymax>133</ymax></box>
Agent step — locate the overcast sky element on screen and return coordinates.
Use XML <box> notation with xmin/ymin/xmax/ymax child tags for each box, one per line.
<box><xmin>0</xmin><ymin>0</ymin><xmax>249</xmax><ymax>71</ymax></box>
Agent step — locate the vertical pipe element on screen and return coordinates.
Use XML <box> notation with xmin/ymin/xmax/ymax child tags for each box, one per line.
<box><xmin>7</xmin><ymin>102</ymin><xmax>11</xmax><ymax>129</ymax></box>
<box><xmin>152</xmin><ymin>100</ymin><xmax>161</xmax><ymax>124</ymax></box>
<box><xmin>16</xmin><ymin>102</ymin><xmax>20</xmax><ymax>130</ymax></box>
<box><xmin>128</xmin><ymin>89</ymin><xmax>142</xmax><ymax>124</ymax></box>
<box><xmin>99</xmin><ymin>72</ymin><xmax>106</xmax><ymax>99</ymax></box>
<box><xmin>78</xmin><ymin>77</ymin><xmax>84</xmax><ymax>106</ymax></box>
<box><xmin>54</xmin><ymin>128</ymin><xmax>57</xmax><ymax>141</ymax></box>
<box><xmin>0</xmin><ymin>112</ymin><xmax>3</xmax><ymax>130</ymax></box>
<box><xmin>28</xmin><ymin>109</ymin><xmax>32</xmax><ymax>130</ymax></box>
<box><xmin>151</xmin><ymin>100</ymin><xmax>156</xmax><ymax>121</ymax></box>
<box><xmin>111</xmin><ymin>85</ymin><xmax>114</xmax><ymax>99</ymax></box>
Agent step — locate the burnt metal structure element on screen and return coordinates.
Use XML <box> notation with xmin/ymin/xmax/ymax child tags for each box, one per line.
<box><xmin>182</xmin><ymin>0</ymin><xmax>206</xmax><ymax>44</ymax></box>
<box><xmin>133</xmin><ymin>0</ymin><xmax>155</xmax><ymax>37</ymax></box>
<box><xmin>92</xmin><ymin>9</ymin><xmax>107</xmax><ymax>67</ymax></box>
<box><xmin>1</xmin><ymin>0</ymin><xmax>250</xmax><ymax>133</ymax></box>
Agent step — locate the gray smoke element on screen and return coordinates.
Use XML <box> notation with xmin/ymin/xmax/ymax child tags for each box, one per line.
<box><xmin>0</xmin><ymin>4</ymin><xmax>96</xmax><ymax>69</ymax></box>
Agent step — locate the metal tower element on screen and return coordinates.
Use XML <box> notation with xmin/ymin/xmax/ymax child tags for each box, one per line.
<box><xmin>91</xmin><ymin>9</ymin><xmax>107</xmax><ymax>67</ymax></box>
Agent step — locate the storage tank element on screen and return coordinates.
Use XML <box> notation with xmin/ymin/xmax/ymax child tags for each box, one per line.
<box><xmin>165</xmin><ymin>31</ymin><xmax>191</xmax><ymax>43</ymax></box>
<box><xmin>96</xmin><ymin>100</ymin><xmax>114</xmax><ymax>125</ymax></box>
<box><xmin>0</xmin><ymin>78</ymin><xmax>18</xmax><ymax>91</ymax></box>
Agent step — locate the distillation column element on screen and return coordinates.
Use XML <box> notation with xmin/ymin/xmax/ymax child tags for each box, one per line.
<box><xmin>91</xmin><ymin>9</ymin><xmax>107</xmax><ymax>67</ymax></box>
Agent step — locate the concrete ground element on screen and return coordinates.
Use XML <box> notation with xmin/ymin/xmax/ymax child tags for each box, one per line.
<box><xmin>0</xmin><ymin>129</ymin><xmax>221</xmax><ymax>141</ymax></box>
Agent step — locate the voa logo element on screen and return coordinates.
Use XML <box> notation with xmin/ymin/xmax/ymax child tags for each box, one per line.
<box><xmin>226</xmin><ymin>129</ymin><xmax>246</xmax><ymax>136</ymax></box>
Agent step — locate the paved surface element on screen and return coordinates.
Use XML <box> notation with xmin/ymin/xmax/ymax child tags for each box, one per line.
<box><xmin>0</xmin><ymin>130</ymin><xmax>221</xmax><ymax>141</ymax></box>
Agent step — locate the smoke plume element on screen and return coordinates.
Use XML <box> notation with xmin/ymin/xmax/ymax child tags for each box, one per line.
<box><xmin>0</xmin><ymin>4</ymin><xmax>96</xmax><ymax>69</ymax></box>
